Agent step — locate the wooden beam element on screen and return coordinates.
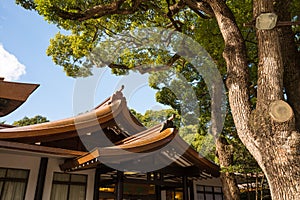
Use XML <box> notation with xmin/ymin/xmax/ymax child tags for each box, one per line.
<box><xmin>0</xmin><ymin>140</ymin><xmax>85</xmax><ymax>157</ymax></box>
<box><xmin>156</xmin><ymin>165</ymin><xmax>202</xmax><ymax>177</ymax></box>
<box><xmin>155</xmin><ymin>185</ymin><xmax>162</xmax><ymax>200</ymax></box>
<box><xmin>34</xmin><ymin>157</ymin><xmax>48</xmax><ymax>200</ymax></box>
<box><xmin>115</xmin><ymin>171</ymin><xmax>124</xmax><ymax>200</ymax></box>
<box><xmin>97</xmin><ymin>164</ymin><xmax>115</xmax><ymax>174</ymax></box>
<box><xmin>93</xmin><ymin>168</ymin><xmax>101</xmax><ymax>200</ymax></box>
<box><xmin>182</xmin><ymin>175</ymin><xmax>188</xmax><ymax>200</ymax></box>
<box><xmin>189</xmin><ymin>181</ymin><xmax>195</xmax><ymax>200</ymax></box>
<box><xmin>124</xmin><ymin>177</ymin><xmax>183</xmax><ymax>187</ymax></box>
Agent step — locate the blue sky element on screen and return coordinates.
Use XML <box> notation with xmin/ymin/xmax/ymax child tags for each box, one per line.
<box><xmin>0</xmin><ymin>0</ymin><xmax>164</xmax><ymax>124</ymax></box>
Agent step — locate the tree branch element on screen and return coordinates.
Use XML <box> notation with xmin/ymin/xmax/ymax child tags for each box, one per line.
<box><xmin>167</xmin><ymin>0</ymin><xmax>186</xmax><ymax>16</ymax></box>
<box><xmin>185</xmin><ymin>0</ymin><xmax>214</xmax><ymax>18</ymax></box>
<box><xmin>108</xmin><ymin>63</ymin><xmax>130</xmax><ymax>70</ymax></box>
<box><xmin>203</xmin><ymin>0</ymin><xmax>259</xmax><ymax>158</ymax></box>
<box><xmin>137</xmin><ymin>54</ymin><xmax>181</xmax><ymax>74</ymax></box>
<box><xmin>54</xmin><ymin>0</ymin><xmax>145</xmax><ymax>21</ymax></box>
<box><xmin>105</xmin><ymin>54</ymin><xmax>181</xmax><ymax>74</ymax></box>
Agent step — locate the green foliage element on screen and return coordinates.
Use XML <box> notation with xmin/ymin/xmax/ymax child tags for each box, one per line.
<box><xmin>180</xmin><ymin>124</ymin><xmax>216</xmax><ymax>162</ymax></box>
<box><xmin>16</xmin><ymin>0</ymin><xmax>258</xmax><ymax>170</ymax></box>
<box><xmin>47</xmin><ymin>31</ymin><xmax>95</xmax><ymax>77</ymax></box>
<box><xmin>13</xmin><ymin>115</ymin><xmax>49</xmax><ymax>126</ymax></box>
<box><xmin>18</xmin><ymin>0</ymin><xmax>174</xmax><ymax>77</ymax></box>
<box><xmin>131</xmin><ymin>108</ymin><xmax>216</xmax><ymax>161</ymax></box>
<box><xmin>131</xmin><ymin>108</ymin><xmax>179</xmax><ymax>128</ymax></box>
<box><xmin>15</xmin><ymin>0</ymin><xmax>36</xmax><ymax>10</ymax></box>
<box><xmin>222</xmin><ymin>111</ymin><xmax>261</xmax><ymax>174</ymax></box>
<box><xmin>16</xmin><ymin>0</ymin><xmax>288</xmax><ymax>178</ymax></box>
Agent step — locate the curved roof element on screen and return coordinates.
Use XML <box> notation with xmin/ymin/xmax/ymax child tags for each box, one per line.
<box><xmin>0</xmin><ymin>78</ymin><xmax>39</xmax><ymax>117</ymax></box>
<box><xmin>60</xmin><ymin>122</ymin><xmax>220</xmax><ymax>177</ymax></box>
<box><xmin>0</xmin><ymin>88</ymin><xmax>220</xmax><ymax>178</ymax></box>
<box><xmin>0</xmin><ymin>89</ymin><xmax>146</xmax><ymax>144</ymax></box>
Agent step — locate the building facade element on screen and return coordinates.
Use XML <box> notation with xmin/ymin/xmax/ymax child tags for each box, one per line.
<box><xmin>0</xmin><ymin>79</ymin><xmax>223</xmax><ymax>200</ymax></box>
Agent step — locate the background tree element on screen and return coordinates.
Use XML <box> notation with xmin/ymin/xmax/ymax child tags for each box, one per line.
<box><xmin>133</xmin><ymin>108</ymin><xmax>268</xmax><ymax>199</ymax></box>
<box><xmin>130</xmin><ymin>108</ymin><xmax>179</xmax><ymax>128</ymax></box>
<box><xmin>16</xmin><ymin>0</ymin><xmax>300</xmax><ymax>199</ymax></box>
<box><xmin>13</xmin><ymin>115</ymin><xmax>49</xmax><ymax>126</ymax></box>
<box><xmin>132</xmin><ymin>108</ymin><xmax>218</xmax><ymax>160</ymax></box>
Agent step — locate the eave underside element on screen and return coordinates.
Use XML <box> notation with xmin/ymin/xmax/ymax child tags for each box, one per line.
<box><xmin>60</xmin><ymin>126</ymin><xmax>220</xmax><ymax>178</ymax></box>
<box><xmin>0</xmin><ymin>80</ymin><xmax>39</xmax><ymax>117</ymax></box>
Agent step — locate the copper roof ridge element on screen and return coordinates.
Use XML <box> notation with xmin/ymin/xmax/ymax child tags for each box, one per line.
<box><xmin>0</xmin><ymin>94</ymin><xmax>127</xmax><ymax>140</ymax></box>
<box><xmin>94</xmin><ymin>85</ymin><xmax>125</xmax><ymax>109</ymax></box>
<box><xmin>104</xmin><ymin>127</ymin><xmax>176</xmax><ymax>150</ymax></box>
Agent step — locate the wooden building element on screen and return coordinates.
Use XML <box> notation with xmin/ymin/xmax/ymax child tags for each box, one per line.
<box><xmin>0</xmin><ymin>79</ymin><xmax>223</xmax><ymax>200</ymax></box>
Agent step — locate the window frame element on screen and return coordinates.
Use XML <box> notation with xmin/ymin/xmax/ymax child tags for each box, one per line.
<box><xmin>0</xmin><ymin>167</ymin><xmax>30</xmax><ymax>200</ymax></box>
<box><xmin>50</xmin><ymin>172</ymin><xmax>88</xmax><ymax>200</ymax></box>
<box><xmin>196</xmin><ymin>185</ymin><xmax>224</xmax><ymax>200</ymax></box>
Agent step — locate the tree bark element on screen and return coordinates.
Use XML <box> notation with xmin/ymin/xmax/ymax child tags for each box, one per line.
<box><xmin>202</xmin><ymin>0</ymin><xmax>260</xmax><ymax>160</ymax></box>
<box><xmin>211</xmin><ymin>78</ymin><xmax>240</xmax><ymax>200</ymax></box>
<box><xmin>252</xmin><ymin>1</ymin><xmax>300</xmax><ymax>199</ymax></box>
<box><xmin>275</xmin><ymin>0</ymin><xmax>300</xmax><ymax>131</ymax></box>
<box><xmin>205</xmin><ymin>0</ymin><xmax>300</xmax><ymax>199</ymax></box>
<box><xmin>216</xmin><ymin>137</ymin><xmax>240</xmax><ymax>200</ymax></box>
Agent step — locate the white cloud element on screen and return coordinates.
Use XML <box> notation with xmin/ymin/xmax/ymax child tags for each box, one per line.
<box><xmin>0</xmin><ymin>44</ymin><xmax>26</xmax><ymax>81</ymax></box>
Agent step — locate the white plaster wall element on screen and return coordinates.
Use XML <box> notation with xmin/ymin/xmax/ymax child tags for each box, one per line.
<box><xmin>43</xmin><ymin>158</ymin><xmax>95</xmax><ymax>200</ymax></box>
<box><xmin>0</xmin><ymin>151</ymin><xmax>41</xmax><ymax>200</ymax></box>
<box><xmin>0</xmin><ymin>151</ymin><xmax>95</xmax><ymax>200</ymax></box>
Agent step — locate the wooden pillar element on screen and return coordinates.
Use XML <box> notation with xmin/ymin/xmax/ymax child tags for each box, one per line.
<box><xmin>155</xmin><ymin>185</ymin><xmax>162</xmax><ymax>200</ymax></box>
<box><xmin>93</xmin><ymin>168</ymin><xmax>101</xmax><ymax>200</ymax></box>
<box><xmin>189</xmin><ymin>181</ymin><xmax>194</xmax><ymax>200</ymax></box>
<box><xmin>182</xmin><ymin>175</ymin><xmax>188</xmax><ymax>200</ymax></box>
<box><xmin>34</xmin><ymin>157</ymin><xmax>48</xmax><ymax>200</ymax></box>
<box><xmin>154</xmin><ymin>172</ymin><xmax>162</xmax><ymax>200</ymax></box>
<box><xmin>115</xmin><ymin>171</ymin><xmax>124</xmax><ymax>200</ymax></box>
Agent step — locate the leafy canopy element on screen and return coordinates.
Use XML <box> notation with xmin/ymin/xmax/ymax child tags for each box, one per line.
<box><xmin>15</xmin><ymin>0</ymin><xmax>274</xmax><ymax>174</ymax></box>
<box><xmin>13</xmin><ymin>115</ymin><xmax>49</xmax><ymax>126</ymax></box>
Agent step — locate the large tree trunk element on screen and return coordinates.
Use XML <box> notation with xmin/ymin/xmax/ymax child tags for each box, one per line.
<box><xmin>275</xmin><ymin>0</ymin><xmax>300</xmax><ymax>131</ymax></box>
<box><xmin>252</xmin><ymin>1</ymin><xmax>300</xmax><ymax>199</ymax></box>
<box><xmin>205</xmin><ymin>0</ymin><xmax>300</xmax><ymax>199</ymax></box>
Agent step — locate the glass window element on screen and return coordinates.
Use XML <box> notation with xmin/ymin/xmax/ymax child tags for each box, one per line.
<box><xmin>197</xmin><ymin>185</ymin><xmax>204</xmax><ymax>192</ymax></box>
<box><xmin>197</xmin><ymin>193</ymin><xmax>205</xmax><ymax>200</ymax></box>
<box><xmin>53</xmin><ymin>173</ymin><xmax>70</xmax><ymax>182</ymax></box>
<box><xmin>205</xmin><ymin>193</ymin><xmax>214</xmax><ymax>200</ymax></box>
<box><xmin>0</xmin><ymin>167</ymin><xmax>29</xmax><ymax>200</ymax></box>
<box><xmin>214</xmin><ymin>187</ymin><xmax>222</xmax><ymax>193</ymax></box>
<box><xmin>50</xmin><ymin>172</ymin><xmax>87</xmax><ymax>200</ymax></box>
<box><xmin>0</xmin><ymin>169</ymin><xmax>6</xmax><ymax>178</ymax></box>
<box><xmin>205</xmin><ymin>186</ymin><xmax>213</xmax><ymax>192</ymax></box>
<box><xmin>70</xmin><ymin>174</ymin><xmax>87</xmax><ymax>183</ymax></box>
<box><xmin>196</xmin><ymin>185</ymin><xmax>224</xmax><ymax>200</ymax></box>
<box><xmin>215</xmin><ymin>194</ymin><xmax>223</xmax><ymax>200</ymax></box>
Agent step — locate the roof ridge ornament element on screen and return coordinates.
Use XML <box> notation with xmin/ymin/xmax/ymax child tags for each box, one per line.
<box><xmin>160</xmin><ymin>114</ymin><xmax>176</xmax><ymax>132</ymax></box>
<box><xmin>119</xmin><ymin>85</ymin><xmax>125</xmax><ymax>92</ymax></box>
<box><xmin>110</xmin><ymin>85</ymin><xmax>125</xmax><ymax>103</ymax></box>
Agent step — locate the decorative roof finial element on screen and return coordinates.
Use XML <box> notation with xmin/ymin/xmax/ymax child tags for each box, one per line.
<box><xmin>119</xmin><ymin>85</ymin><xmax>125</xmax><ymax>92</ymax></box>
